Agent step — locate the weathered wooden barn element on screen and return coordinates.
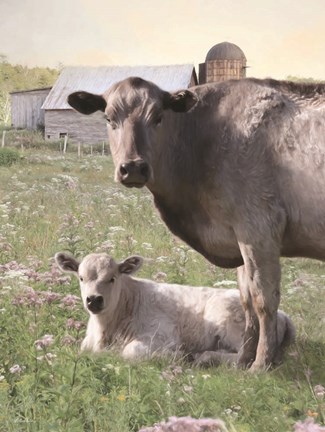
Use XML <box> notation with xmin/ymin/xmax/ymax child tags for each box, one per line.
<box><xmin>41</xmin><ymin>65</ymin><xmax>197</xmax><ymax>144</ymax></box>
<box><xmin>10</xmin><ymin>41</ymin><xmax>248</xmax><ymax>143</ymax></box>
<box><xmin>10</xmin><ymin>87</ymin><xmax>51</xmax><ymax>130</ymax></box>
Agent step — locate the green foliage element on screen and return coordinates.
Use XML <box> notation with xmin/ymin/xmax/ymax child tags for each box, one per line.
<box><xmin>286</xmin><ymin>75</ymin><xmax>325</xmax><ymax>83</ymax></box>
<box><xmin>0</xmin><ymin>147</ymin><xmax>20</xmax><ymax>166</ymax></box>
<box><xmin>0</xmin><ymin>148</ymin><xmax>324</xmax><ymax>431</ymax></box>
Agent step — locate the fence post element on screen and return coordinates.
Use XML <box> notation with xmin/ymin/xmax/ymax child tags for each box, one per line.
<box><xmin>78</xmin><ymin>142</ymin><xmax>81</xmax><ymax>158</ymax></box>
<box><xmin>102</xmin><ymin>141</ymin><xmax>105</xmax><ymax>156</ymax></box>
<box><xmin>90</xmin><ymin>144</ymin><xmax>93</xmax><ymax>156</ymax></box>
<box><xmin>1</xmin><ymin>130</ymin><xmax>6</xmax><ymax>148</ymax></box>
<box><xmin>63</xmin><ymin>135</ymin><xmax>68</xmax><ymax>154</ymax></box>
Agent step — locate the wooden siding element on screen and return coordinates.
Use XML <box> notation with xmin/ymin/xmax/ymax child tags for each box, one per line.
<box><xmin>206</xmin><ymin>60</ymin><xmax>246</xmax><ymax>82</ymax></box>
<box><xmin>199</xmin><ymin>59</ymin><xmax>246</xmax><ymax>84</ymax></box>
<box><xmin>11</xmin><ymin>88</ymin><xmax>51</xmax><ymax>130</ymax></box>
<box><xmin>45</xmin><ymin>110</ymin><xmax>107</xmax><ymax>144</ymax></box>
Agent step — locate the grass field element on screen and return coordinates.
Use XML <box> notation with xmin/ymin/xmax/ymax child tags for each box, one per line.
<box><xmin>0</xmin><ymin>147</ymin><xmax>324</xmax><ymax>431</ymax></box>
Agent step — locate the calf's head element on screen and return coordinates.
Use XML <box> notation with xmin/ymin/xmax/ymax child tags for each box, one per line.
<box><xmin>68</xmin><ymin>77</ymin><xmax>197</xmax><ymax>188</ymax></box>
<box><xmin>55</xmin><ymin>252</ymin><xmax>143</xmax><ymax>315</ymax></box>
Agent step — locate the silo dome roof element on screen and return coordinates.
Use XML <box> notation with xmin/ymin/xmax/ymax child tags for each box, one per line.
<box><xmin>205</xmin><ymin>42</ymin><xmax>246</xmax><ymax>62</ymax></box>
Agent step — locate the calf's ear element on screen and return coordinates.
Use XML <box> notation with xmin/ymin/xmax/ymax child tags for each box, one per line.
<box><xmin>67</xmin><ymin>91</ymin><xmax>106</xmax><ymax>115</ymax></box>
<box><xmin>163</xmin><ymin>89</ymin><xmax>198</xmax><ymax>113</ymax></box>
<box><xmin>55</xmin><ymin>252</ymin><xmax>80</xmax><ymax>274</ymax></box>
<box><xmin>118</xmin><ymin>256</ymin><xmax>143</xmax><ymax>275</ymax></box>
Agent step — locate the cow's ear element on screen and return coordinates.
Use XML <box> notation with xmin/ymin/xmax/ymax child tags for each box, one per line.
<box><xmin>55</xmin><ymin>252</ymin><xmax>80</xmax><ymax>274</ymax></box>
<box><xmin>67</xmin><ymin>91</ymin><xmax>106</xmax><ymax>115</ymax></box>
<box><xmin>163</xmin><ymin>90</ymin><xmax>198</xmax><ymax>113</ymax></box>
<box><xmin>118</xmin><ymin>256</ymin><xmax>143</xmax><ymax>275</ymax></box>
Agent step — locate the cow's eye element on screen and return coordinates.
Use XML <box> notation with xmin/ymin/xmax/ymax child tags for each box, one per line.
<box><xmin>79</xmin><ymin>276</ymin><xmax>84</xmax><ymax>282</ymax></box>
<box><xmin>109</xmin><ymin>276</ymin><xmax>116</xmax><ymax>283</ymax></box>
<box><xmin>105</xmin><ymin>116</ymin><xmax>117</xmax><ymax>130</ymax></box>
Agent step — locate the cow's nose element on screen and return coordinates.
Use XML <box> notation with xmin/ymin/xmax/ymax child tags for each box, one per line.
<box><xmin>86</xmin><ymin>295</ymin><xmax>104</xmax><ymax>313</ymax></box>
<box><xmin>119</xmin><ymin>160</ymin><xmax>149</xmax><ymax>187</ymax></box>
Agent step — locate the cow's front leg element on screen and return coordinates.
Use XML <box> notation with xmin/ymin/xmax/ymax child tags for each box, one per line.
<box><xmin>238</xmin><ymin>241</ymin><xmax>281</xmax><ymax>370</ymax></box>
<box><xmin>237</xmin><ymin>265</ymin><xmax>259</xmax><ymax>368</ymax></box>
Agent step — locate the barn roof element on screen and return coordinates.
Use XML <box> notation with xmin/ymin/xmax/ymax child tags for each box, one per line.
<box><xmin>42</xmin><ymin>65</ymin><xmax>196</xmax><ymax>110</ymax></box>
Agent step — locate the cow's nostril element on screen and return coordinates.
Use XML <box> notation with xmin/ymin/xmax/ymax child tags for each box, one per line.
<box><xmin>119</xmin><ymin>164</ymin><xmax>128</xmax><ymax>177</ymax></box>
<box><xmin>87</xmin><ymin>295</ymin><xmax>104</xmax><ymax>308</ymax></box>
<box><xmin>87</xmin><ymin>295</ymin><xmax>96</xmax><ymax>305</ymax></box>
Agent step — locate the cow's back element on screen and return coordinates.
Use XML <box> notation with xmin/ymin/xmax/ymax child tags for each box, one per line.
<box><xmin>185</xmin><ymin>79</ymin><xmax>325</xmax><ymax>261</ymax></box>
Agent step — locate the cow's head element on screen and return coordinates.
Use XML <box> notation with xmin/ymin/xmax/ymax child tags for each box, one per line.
<box><xmin>55</xmin><ymin>252</ymin><xmax>143</xmax><ymax>315</ymax></box>
<box><xmin>68</xmin><ymin>77</ymin><xmax>198</xmax><ymax>188</ymax></box>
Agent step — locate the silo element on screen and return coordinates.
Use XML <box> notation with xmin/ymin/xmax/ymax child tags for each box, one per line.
<box><xmin>199</xmin><ymin>41</ymin><xmax>247</xmax><ymax>84</ymax></box>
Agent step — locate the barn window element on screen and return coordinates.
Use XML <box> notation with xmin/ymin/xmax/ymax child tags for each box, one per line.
<box><xmin>47</xmin><ymin>135</ymin><xmax>51</xmax><ymax>139</ymax></box>
<box><xmin>59</xmin><ymin>133</ymin><xmax>67</xmax><ymax>138</ymax></box>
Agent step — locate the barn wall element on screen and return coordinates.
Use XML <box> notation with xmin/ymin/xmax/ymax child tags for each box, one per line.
<box><xmin>11</xmin><ymin>89</ymin><xmax>51</xmax><ymax>130</ymax></box>
<box><xmin>45</xmin><ymin>110</ymin><xmax>108</xmax><ymax>144</ymax></box>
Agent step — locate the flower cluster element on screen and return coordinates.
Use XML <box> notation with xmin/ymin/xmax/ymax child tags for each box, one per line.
<box><xmin>34</xmin><ymin>334</ymin><xmax>54</xmax><ymax>350</ymax></box>
<box><xmin>11</xmin><ymin>286</ymin><xmax>78</xmax><ymax>309</ymax></box>
<box><xmin>0</xmin><ymin>260</ymin><xmax>71</xmax><ymax>287</ymax></box>
<box><xmin>294</xmin><ymin>418</ymin><xmax>325</xmax><ymax>432</ymax></box>
<box><xmin>138</xmin><ymin>416</ymin><xmax>227</xmax><ymax>432</ymax></box>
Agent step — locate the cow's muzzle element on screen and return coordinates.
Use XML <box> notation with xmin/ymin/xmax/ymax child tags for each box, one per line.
<box><xmin>118</xmin><ymin>160</ymin><xmax>150</xmax><ymax>188</ymax></box>
<box><xmin>86</xmin><ymin>295</ymin><xmax>104</xmax><ymax>314</ymax></box>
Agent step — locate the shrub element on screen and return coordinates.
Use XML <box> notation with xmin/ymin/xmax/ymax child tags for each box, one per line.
<box><xmin>0</xmin><ymin>147</ymin><xmax>20</xmax><ymax>166</ymax></box>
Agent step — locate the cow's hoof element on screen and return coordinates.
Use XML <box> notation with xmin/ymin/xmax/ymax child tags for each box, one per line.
<box><xmin>237</xmin><ymin>353</ymin><xmax>255</xmax><ymax>369</ymax></box>
<box><xmin>249</xmin><ymin>361</ymin><xmax>272</xmax><ymax>373</ymax></box>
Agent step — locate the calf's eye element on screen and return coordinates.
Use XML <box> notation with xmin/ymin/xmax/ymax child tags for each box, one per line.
<box><xmin>110</xmin><ymin>277</ymin><xmax>116</xmax><ymax>283</ymax></box>
<box><xmin>79</xmin><ymin>276</ymin><xmax>84</xmax><ymax>282</ymax></box>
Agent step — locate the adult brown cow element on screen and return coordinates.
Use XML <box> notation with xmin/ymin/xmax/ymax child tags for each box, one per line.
<box><xmin>68</xmin><ymin>77</ymin><xmax>325</xmax><ymax>370</ymax></box>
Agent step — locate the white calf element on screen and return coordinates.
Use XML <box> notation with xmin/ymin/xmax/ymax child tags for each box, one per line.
<box><xmin>55</xmin><ymin>252</ymin><xmax>295</xmax><ymax>365</ymax></box>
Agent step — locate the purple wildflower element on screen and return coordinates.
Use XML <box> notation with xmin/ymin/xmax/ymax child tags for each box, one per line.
<box><xmin>294</xmin><ymin>418</ymin><xmax>325</xmax><ymax>432</ymax></box>
<box><xmin>61</xmin><ymin>335</ymin><xmax>77</xmax><ymax>345</ymax></box>
<box><xmin>138</xmin><ymin>416</ymin><xmax>227</xmax><ymax>432</ymax></box>
<box><xmin>66</xmin><ymin>318</ymin><xmax>85</xmax><ymax>330</ymax></box>
<box><xmin>42</xmin><ymin>291</ymin><xmax>61</xmax><ymax>304</ymax></box>
<box><xmin>9</xmin><ymin>364</ymin><xmax>23</xmax><ymax>374</ymax></box>
<box><xmin>61</xmin><ymin>294</ymin><xmax>80</xmax><ymax>309</ymax></box>
<box><xmin>34</xmin><ymin>334</ymin><xmax>54</xmax><ymax>350</ymax></box>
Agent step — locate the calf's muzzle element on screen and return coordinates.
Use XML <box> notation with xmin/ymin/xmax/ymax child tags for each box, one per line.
<box><xmin>119</xmin><ymin>160</ymin><xmax>150</xmax><ymax>188</ymax></box>
<box><xmin>86</xmin><ymin>295</ymin><xmax>104</xmax><ymax>313</ymax></box>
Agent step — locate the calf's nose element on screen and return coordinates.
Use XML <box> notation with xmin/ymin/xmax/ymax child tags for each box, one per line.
<box><xmin>119</xmin><ymin>160</ymin><xmax>149</xmax><ymax>187</ymax></box>
<box><xmin>86</xmin><ymin>295</ymin><xmax>104</xmax><ymax>313</ymax></box>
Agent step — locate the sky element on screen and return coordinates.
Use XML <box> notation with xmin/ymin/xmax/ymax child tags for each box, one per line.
<box><xmin>0</xmin><ymin>0</ymin><xmax>324</xmax><ymax>80</ymax></box>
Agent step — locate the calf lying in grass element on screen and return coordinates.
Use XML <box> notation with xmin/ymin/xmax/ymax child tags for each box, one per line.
<box><xmin>55</xmin><ymin>252</ymin><xmax>295</xmax><ymax>366</ymax></box>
